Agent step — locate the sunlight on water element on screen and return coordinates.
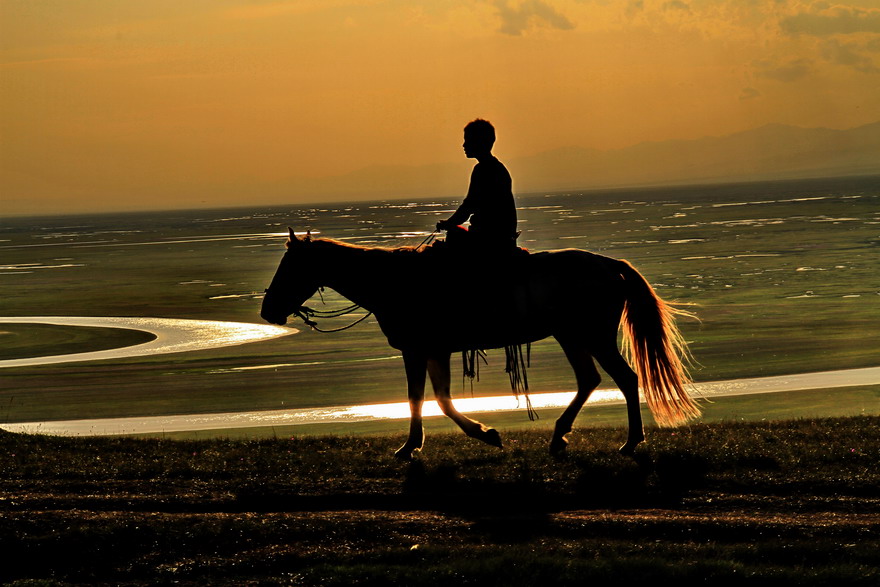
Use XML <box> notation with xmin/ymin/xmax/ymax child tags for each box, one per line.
<box><xmin>0</xmin><ymin>262</ymin><xmax>85</xmax><ymax>272</ymax></box>
<box><xmin>0</xmin><ymin>233</ymin><xmax>291</xmax><ymax>250</ymax></box>
<box><xmin>191</xmin><ymin>389</ymin><xmax>626</xmax><ymax>428</ymax></box>
<box><xmin>5</xmin><ymin>369</ymin><xmax>879</xmax><ymax>436</ymax></box>
<box><xmin>334</xmin><ymin>390</ymin><xmax>624</xmax><ymax>422</ymax></box>
<box><xmin>209</xmin><ymin>355</ymin><xmax>404</xmax><ymax>374</ymax></box>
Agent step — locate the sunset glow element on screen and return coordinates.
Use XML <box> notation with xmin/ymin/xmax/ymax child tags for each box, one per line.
<box><xmin>3</xmin><ymin>1</ymin><xmax>879</xmax><ymax>215</ymax></box>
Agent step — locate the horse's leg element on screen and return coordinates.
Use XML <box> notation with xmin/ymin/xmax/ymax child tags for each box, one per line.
<box><xmin>394</xmin><ymin>351</ymin><xmax>427</xmax><ymax>461</ymax></box>
<box><xmin>551</xmin><ymin>338</ymin><xmax>602</xmax><ymax>455</ymax></box>
<box><xmin>593</xmin><ymin>346</ymin><xmax>645</xmax><ymax>456</ymax></box>
<box><xmin>427</xmin><ymin>353</ymin><xmax>502</xmax><ymax>448</ymax></box>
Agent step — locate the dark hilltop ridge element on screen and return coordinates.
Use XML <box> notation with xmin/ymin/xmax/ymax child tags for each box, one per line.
<box><xmin>2</xmin><ymin>416</ymin><xmax>878</xmax><ymax>585</ymax></box>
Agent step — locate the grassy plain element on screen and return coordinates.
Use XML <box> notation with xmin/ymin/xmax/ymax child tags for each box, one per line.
<box><xmin>0</xmin><ymin>323</ymin><xmax>155</xmax><ymax>361</ymax></box>
<box><xmin>1</xmin><ymin>177</ymin><xmax>878</xmax><ymax>427</ymax></box>
<box><xmin>2</xmin><ymin>416</ymin><xmax>878</xmax><ymax>585</ymax></box>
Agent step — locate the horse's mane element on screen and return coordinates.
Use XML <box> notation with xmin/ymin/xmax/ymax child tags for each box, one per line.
<box><xmin>287</xmin><ymin>236</ymin><xmax>422</xmax><ymax>255</ymax></box>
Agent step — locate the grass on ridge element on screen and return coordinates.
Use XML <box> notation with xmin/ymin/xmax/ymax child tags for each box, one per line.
<box><xmin>1</xmin><ymin>416</ymin><xmax>878</xmax><ymax>586</ymax></box>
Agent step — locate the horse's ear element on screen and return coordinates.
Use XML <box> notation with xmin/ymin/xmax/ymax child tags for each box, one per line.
<box><xmin>287</xmin><ymin>227</ymin><xmax>302</xmax><ymax>248</ymax></box>
<box><xmin>305</xmin><ymin>230</ymin><xmax>312</xmax><ymax>242</ymax></box>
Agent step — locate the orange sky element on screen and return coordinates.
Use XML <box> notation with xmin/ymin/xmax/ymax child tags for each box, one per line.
<box><xmin>2</xmin><ymin>1</ymin><xmax>880</xmax><ymax>215</ymax></box>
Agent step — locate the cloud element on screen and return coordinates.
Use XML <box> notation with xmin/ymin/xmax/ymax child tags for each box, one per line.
<box><xmin>821</xmin><ymin>39</ymin><xmax>880</xmax><ymax>73</ymax></box>
<box><xmin>494</xmin><ymin>0</ymin><xmax>575</xmax><ymax>36</ymax></box>
<box><xmin>662</xmin><ymin>1</ymin><xmax>690</xmax><ymax>13</ymax></box>
<box><xmin>739</xmin><ymin>87</ymin><xmax>761</xmax><ymax>100</ymax></box>
<box><xmin>224</xmin><ymin>1</ymin><xmax>315</xmax><ymax>20</ymax></box>
<box><xmin>755</xmin><ymin>58</ymin><xmax>814</xmax><ymax>82</ymax></box>
<box><xmin>625</xmin><ymin>0</ymin><xmax>644</xmax><ymax>20</ymax></box>
<box><xmin>780</xmin><ymin>4</ymin><xmax>880</xmax><ymax>36</ymax></box>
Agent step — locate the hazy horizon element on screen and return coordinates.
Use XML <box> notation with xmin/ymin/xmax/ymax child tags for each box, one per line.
<box><xmin>3</xmin><ymin>172</ymin><xmax>877</xmax><ymax>221</ymax></box>
<box><xmin>3</xmin><ymin>1</ymin><xmax>880</xmax><ymax>216</ymax></box>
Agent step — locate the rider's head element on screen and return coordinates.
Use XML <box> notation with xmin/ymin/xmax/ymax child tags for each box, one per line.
<box><xmin>463</xmin><ymin>119</ymin><xmax>495</xmax><ymax>159</ymax></box>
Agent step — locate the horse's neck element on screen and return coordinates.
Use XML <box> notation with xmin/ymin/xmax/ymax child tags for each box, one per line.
<box><xmin>318</xmin><ymin>243</ymin><xmax>394</xmax><ymax>310</ymax></box>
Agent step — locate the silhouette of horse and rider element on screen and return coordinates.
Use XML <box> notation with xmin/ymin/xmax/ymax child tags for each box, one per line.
<box><xmin>261</xmin><ymin>119</ymin><xmax>700</xmax><ymax>460</ymax></box>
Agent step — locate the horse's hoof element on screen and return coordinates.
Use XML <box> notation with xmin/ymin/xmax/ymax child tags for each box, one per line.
<box><xmin>618</xmin><ymin>441</ymin><xmax>641</xmax><ymax>457</ymax></box>
<box><xmin>549</xmin><ymin>435</ymin><xmax>569</xmax><ymax>456</ymax></box>
<box><xmin>482</xmin><ymin>428</ymin><xmax>503</xmax><ymax>448</ymax></box>
<box><xmin>394</xmin><ymin>445</ymin><xmax>421</xmax><ymax>461</ymax></box>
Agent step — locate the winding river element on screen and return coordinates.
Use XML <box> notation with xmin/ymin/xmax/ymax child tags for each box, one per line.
<box><xmin>0</xmin><ymin>316</ymin><xmax>877</xmax><ymax>436</ymax></box>
<box><xmin>0</xmin><ymin>316</ymin><xmax>297</xmax><ymax>368</ymax></box>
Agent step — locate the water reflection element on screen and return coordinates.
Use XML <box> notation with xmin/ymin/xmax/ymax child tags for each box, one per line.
<box><xmin>338</xmin><ymin>390</ymin><xmax>623</xmax><ymax>422</ymax></box>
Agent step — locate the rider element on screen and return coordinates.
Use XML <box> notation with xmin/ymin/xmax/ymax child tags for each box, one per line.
<box><xmin>436</xmin><ymin>119</ymin><xmax>518</xmax><ymax>256</ymax></box>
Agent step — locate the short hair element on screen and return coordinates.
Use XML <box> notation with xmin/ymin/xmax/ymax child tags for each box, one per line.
<box><xmin>464</xmin><ymin>119</ymin><xmax>496</xmax><ymax>146</ymax></box>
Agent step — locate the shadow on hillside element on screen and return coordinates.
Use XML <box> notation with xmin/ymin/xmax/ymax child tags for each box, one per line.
<box><xmin>231</xmin><ymin>450</ymin><xmax>711</xmax><ymax>520</ymax></box>
<box><xmin>401</xmin><ymin>451</ymin><xmax>709</xmax><ymax>512</ymax></box>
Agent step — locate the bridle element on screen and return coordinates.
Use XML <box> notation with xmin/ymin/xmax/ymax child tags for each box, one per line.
<box><xmin>265</xmin><ymin>285</ymin><xmax>373</xmax><ymax>333</ymax></box>
<box><xmin>264</xmin><ymin>230</ymin><xmax>436</xmax><ymax>333</ymax></box>
<box><xmin>294</xmin><ymin>300</ymin><xmax>373</xmax><ymax>333</ymax></box>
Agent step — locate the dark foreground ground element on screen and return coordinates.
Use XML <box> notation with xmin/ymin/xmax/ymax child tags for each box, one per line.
<box><xmin>2</xmin><ymin>416</ymin><xmax>879</xmax><ymax>586</ymax></box>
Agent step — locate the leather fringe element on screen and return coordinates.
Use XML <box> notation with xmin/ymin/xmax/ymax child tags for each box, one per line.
<box><xmin>462</xmin><ymin>343</ymin><xmax>536</xmax><ymax>420</ymax></box>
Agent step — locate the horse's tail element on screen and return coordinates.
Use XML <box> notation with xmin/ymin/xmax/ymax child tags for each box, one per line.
<box><xmin>617</xmin><ymin>259</ymin><xmax>701</xmax><ymax>427</ymax></box>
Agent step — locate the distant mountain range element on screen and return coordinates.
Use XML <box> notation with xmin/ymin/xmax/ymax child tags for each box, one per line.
<box><xmin>291</xmin><ymin>121</ymin><xmax>880</xmax><ymax>201</ymax></box>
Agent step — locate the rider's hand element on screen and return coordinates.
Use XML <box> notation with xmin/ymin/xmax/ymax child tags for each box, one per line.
<box><xmin>436</xmin><ymin>220</ymin><xmax>450</xmax><ymax>231</ymax></box>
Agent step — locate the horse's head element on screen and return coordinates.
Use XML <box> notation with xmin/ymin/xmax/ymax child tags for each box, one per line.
<box><xmin>261</xmin><ymin>228</ymin><xmax>320</xmax><ymax>326</ymax></box>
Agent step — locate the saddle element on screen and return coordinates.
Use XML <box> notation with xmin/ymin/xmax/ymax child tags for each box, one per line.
<box><xmin>420</xmin><ymin>231</ymin><xmax>528</xmax><ymax>266</ymax></box>
<box><xmin>414</xmin><ymin>236</ymin><xmax>536</xmax><ymax>415</ymax></box>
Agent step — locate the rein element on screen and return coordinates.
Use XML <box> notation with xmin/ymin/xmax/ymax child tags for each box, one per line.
<box><xmin>294</xmin><ymin>304</ymin><xmax>373</xmax><ymax>333</ymax></box>
<box><xmin>263</xmin><ymin>284</ymin><xmax>373</xmax><ymax>333</ymax></box>
<box><xmin>415</xmin><ymin>230</ymin><xmax>438</xmax><ymax>249</ymax></box>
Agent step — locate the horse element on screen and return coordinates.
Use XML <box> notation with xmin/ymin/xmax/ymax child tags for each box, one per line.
<box><xmin>261</xmin><ymin>229</ymin><xmax>700</xmax><ymax>460</ymax></box>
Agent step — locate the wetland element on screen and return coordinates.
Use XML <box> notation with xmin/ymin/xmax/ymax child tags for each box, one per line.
<box><xmin>1</xmin><ymin>175</ymin><xmax>878</xmax><ymax>433</ymax></box>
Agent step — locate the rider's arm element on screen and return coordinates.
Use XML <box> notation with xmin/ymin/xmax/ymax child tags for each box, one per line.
<box><xmin>439</xmin><ymin>201</ymin><xmax>473</xmax><ymax>229</ymax></box>
<box><xmin>438</xmin><ymin>166</ymin><xmax>480</xmax><ymax>230</ymax></box>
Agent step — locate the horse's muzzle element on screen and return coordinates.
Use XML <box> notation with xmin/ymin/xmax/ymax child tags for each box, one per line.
<box><xmin>261</xmin><ymin>312</ymin><xmax>287</xmax><ymax>326</ymax></box>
